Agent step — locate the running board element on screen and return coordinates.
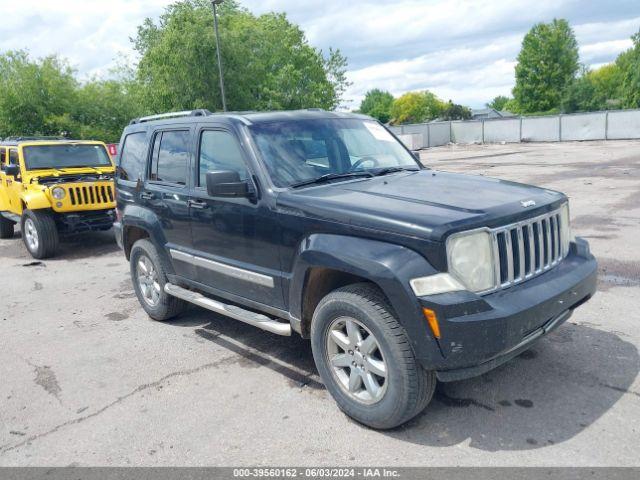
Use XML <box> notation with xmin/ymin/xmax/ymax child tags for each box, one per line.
<box><xmin>164</xmin><ymin>283</ymin><xmax>291</xmax><ymax>336</ymax></box>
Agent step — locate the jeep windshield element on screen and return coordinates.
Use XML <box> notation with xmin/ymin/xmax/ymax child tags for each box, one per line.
<box><xmin>248</xmin><ymin>119</ymin><xmax>421</xmax><ymax>188</ymax></box>
<box><xmin>22</xmin><ymin>144</ymin><xmax>112</xmax><ymax>171</ymax></box>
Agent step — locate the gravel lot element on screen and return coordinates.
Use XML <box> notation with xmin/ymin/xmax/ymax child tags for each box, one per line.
<box><xmin>1</xmin><ymin>141</ymin><xmax>638</xmax><ymax>466</ymax></box>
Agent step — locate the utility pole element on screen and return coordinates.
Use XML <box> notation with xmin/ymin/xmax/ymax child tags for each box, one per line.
<box><xmin>211</xmin><ymin>0</ymin><xmax>227</xmax><ymax>111</ymax></box>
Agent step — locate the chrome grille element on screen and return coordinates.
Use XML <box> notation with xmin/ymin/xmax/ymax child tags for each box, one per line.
<box><xmin>490</xmin><ymin>207</ymin><xmax>567</xmax><ymax>291</ymax></box>
<box><xmin>67</xmin><ymin>184</ymin><xmax>114</xmax><ymax>206</ymax></box>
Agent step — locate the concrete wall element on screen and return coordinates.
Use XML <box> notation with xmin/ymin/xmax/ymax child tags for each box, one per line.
<box><xmin>389</xmin><ymin>108</ymin><xmax>640</xmax><ymax>148</ymax></box>
<box><xmin>396</xmin><ymin>124</ymin><xmax>428</xmax><ymax>148</ymax></box>
<box><xmin>396</xmin><ymin>134</ymin><xmax>423</xmax><ymax>150</ymax></box>
<box><xmin>561</xmin><ymin>112</ymin><xmax>607</xmax><ymax>141</ymax></box>
<box><xmin>522</xmin><ymin>116</ymin><xmax>560</xmax><ymax>142</ymax></box>
<box><xmin>429</xmin><ymin>122</ymin><xmax>451</xmax><ymax>146</ymax></box>
<box><xmin>607</xmin><ymin>110</ymin><xmax>640</xmax><ymax>140</ymax></box>
<box><xmin>451</xmin><ymin>121</ymin><xmax>482</xmax><ymax>144</ymax></box>
<box><xmin>484</xmin><ymin>118</ymin><xmax>521</xmax><ymax>143</ymax></box>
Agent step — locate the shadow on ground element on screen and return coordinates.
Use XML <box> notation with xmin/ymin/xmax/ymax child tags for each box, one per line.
<box><xmin>169</xmin><ymin>309</ymin><xmax>639</xmax><ymax>452</ymax></box>
<box><xmin>6</xmin><ymin>227</ymin><xmax>119</xmax><ymax>260</ymax></box>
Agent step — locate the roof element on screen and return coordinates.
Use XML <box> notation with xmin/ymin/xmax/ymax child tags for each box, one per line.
<box><xmin>470</xmin><ymin>108</ymin><xmax>516</xmax><ymax>119</ymax></box>
<box><xmin>127</xmin><ymin>109</ymin><xmax>372</xmax><ymax>128</ymax></box>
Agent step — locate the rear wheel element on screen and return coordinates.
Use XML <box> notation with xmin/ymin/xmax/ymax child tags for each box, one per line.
<box><xmin>20</xmin><ymin>210</ymin><xmax>59</xmax><ymax>259</ymax></box>
<box><xmin>130</xmin><ymin>238</ymin><xmax>187</xmax><ymax>321</ymax></box>
<box><xmin>0</xmin><ymin>217</ymin><xmax>14</xmax><ymax>239</ymax></box>
<box><xmin>311</xmin><ymin>283</ymin><xmax>436</xmax><ymax>429</ymax></box>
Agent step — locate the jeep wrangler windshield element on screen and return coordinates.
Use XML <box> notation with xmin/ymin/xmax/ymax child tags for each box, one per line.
<box><xmin>249</xmin><ymin>118</ymin><xmax>420</xmax><ymax>187</ymax></box>
<box><xmin>22</xmin><ymin>144</ymin><xmax>112</xmax><ymax>170</ymax></box>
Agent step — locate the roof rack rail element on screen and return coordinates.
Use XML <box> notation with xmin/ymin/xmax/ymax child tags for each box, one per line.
<box><xmin>130</xmin><ymin>109</ymin><xmax>212</xmax><ymax>125</ymax></box>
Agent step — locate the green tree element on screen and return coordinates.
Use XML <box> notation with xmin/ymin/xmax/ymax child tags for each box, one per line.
<box><xmin>618</xmin><ymin>30</ymin><xmax>640</xmax><ymax>108</ymax></box>
<box><xmin>390</xmin><ymin>90</ymin><xmax>444</xmax><ymax>124</ymax></box>
<box><xmin>0</xmin><ymin>50</ymin><xmax>78</xmax><ymax>137</ymax></box>
<box><xmin>439</xmin><ymin>100</ymin><xmax>471</xmax><ymax>120</ymax></box>
<box><xmin>133</xmin><ymin>0</ymin><xmax>349</xmax><ymax>113</ymax></box>
<box><xmin>70</xmin><ymin>78</ymin><xmax>143</xmax><ymax>142</ymax></box>
<box><xmin>359</xmin><ymin>89</ymin><xmax>394</xmax><ymax>123</ymax></box>
<box><xmin>486</xmin><ymin>95</ymin><xmax>511</xmax><ymax>111</ymax></box>
<box><xmin>562</xmin><ymin>64</ymin><xmax>623</xmax><ymax>113</ymax></box>
<box><xmin>512</xmin><ymin>19</ymin><xmax>579</xmax><ymax>113</ymax></box>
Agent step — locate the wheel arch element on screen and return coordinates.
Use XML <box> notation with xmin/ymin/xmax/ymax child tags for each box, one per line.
<box><xmin>120</xmin><ymin>205</ymin><xmax>174</xmax><ymax>273</ymax></box>
<box><xmin>289</xmin><ymin>234</ymin><xmax>442</xmax><ymax>364</ymax></box>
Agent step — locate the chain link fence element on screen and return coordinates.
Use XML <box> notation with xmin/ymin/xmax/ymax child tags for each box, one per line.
<box><xmin>390</xmin><ymin>109</ymin><xmax>640</xmax><ymax>149</ymax></box>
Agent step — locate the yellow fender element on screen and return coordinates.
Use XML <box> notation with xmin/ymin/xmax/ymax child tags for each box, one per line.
<box><xmin>21</xmin><ymin>190</ymin><xmax>51</xmax><ymax>211</ymax></box>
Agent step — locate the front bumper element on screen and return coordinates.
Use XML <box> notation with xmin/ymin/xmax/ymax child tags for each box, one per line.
<box><xmin>417</xmin><ymin>237</ymin><xmax>597</xmax><ymax>381</ymax></box>
<box><xmin>56</xmin><ymin>209</ymin><xmax>116</xmax><ymax>234</ymax></box>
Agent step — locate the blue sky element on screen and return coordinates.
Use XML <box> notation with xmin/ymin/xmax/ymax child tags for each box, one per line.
<box><xmin>0</xmin><ymin>0</ymin><xmax>638</xmax><ymax>109</ymax></box>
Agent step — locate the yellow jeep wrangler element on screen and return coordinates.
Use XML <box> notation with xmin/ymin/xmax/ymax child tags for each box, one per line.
<box><xmin>0</xmin><ymin>137</ymin><xmax>116</xmax><ymax>259</ymax></box>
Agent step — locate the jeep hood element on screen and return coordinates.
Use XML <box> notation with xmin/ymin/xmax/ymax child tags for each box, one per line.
<box><xmin>277</xmin><ymin>170</ymin><xmax>566</xmax><ymax>241</ymax></box>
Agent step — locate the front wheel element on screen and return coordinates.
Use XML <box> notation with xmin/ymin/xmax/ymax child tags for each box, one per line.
<box><xmin>130</xmin><ymin>238</ymin><xmax>187</xmax><ymax>321</ymax></box>
<box><xmin>310</xmin><ymin>283</ymin><xmax>436</xmax><ymax>429</ymax></box>
<box><xmin>20</xmin><ymin>210</ymin><xmax>59</xmax><ymax>259</ymax></box>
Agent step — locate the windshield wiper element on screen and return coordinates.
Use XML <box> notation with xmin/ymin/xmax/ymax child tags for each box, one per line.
<box><xmin>291</xmin><ymin>171</ymin><xmax>374</xmax><ymax>189</ymax></box>
<box><xmin>373</xmin><ymin>166</ymin><xmax>420</xmax><ymax>176</ymax></box>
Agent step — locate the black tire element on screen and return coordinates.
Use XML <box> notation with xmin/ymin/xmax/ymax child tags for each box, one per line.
<box><xmin>0</xmin><ymin>217</ymin><xmax>14</xmax><ymax>239</ymax></box>
<box><xmin>20</xmin><ymin>210</ymin><xmax>59</xmax><ymax>259</ymax></box>
<box><xmin>311</xmin><ymin>283</ymin><xmax>436</xmax><ymax>429</ymax></box>
<box><xmin>130</xmin><ymin>238</ymin><xmax>187</xmax><ymax>321</ymax></box>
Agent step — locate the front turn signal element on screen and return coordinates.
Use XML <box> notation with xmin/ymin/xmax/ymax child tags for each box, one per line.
<box><xmin>423</xmin><ymin>307</ymin><xmax>441</xmax><ymax>339</ymax></box>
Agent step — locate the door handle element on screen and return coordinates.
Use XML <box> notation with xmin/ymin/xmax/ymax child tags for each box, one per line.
<box><xmin>140</xmin><ymin>191</ymin><xmax>154</xmax><ymax>200</ymax></box>
<box><xmin>188</xmin><ymin>199</ymin><xmax>209</xmax><ymax>210</ymax></box>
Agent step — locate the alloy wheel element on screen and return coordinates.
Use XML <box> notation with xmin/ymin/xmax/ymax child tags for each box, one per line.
<box><xmin>136</xmin><ymin>255</ymin><xmax>161</xmax><ymax>307</ymax></box>
<box><xmin>325</xmin><ymin>316</ymin><xmax>388</xmax><ymax>404</ymax></box>
<box><xmin>24</xmin><ymin>218</ymin><xmax>39</xmax><ymax>252</ymax></box>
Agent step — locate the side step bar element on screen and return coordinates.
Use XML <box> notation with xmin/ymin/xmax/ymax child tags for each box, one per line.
<box><xmin>164</xmin><ymin>283</ymin><xmax>291</xmax><ymax>336</ymax></box>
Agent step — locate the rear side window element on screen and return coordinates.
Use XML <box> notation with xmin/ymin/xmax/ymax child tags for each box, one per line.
<box><xmin>198</xmin><ymin>130</ymin><xmax>247</xmax><ymax>187</ymax></box>
<box><xmin>149</xmin><ymin>130</ymin><xmax>190</xmax><ymax>185</ymax></box>
<box><xmin>118</xmin><ymin>132</ymin><xmax>147</xmax><ymax>181</ymax></box>
<box><xmin>9</xmin><ymin>149</ymin><xmax>18</xmax><ymax>165</ymax></box>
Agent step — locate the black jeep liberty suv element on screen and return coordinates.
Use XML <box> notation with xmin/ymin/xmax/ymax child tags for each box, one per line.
<box><xmin>114</xmin><ymin>109</ymin><xmax>597</xmax><ymax>429</ymax></box>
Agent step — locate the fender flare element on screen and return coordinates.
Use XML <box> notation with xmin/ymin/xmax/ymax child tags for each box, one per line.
<box><xmin>289</xmin><ymin>233</ymin><xmax>442</xmax><ymax>364</ymax></box>
<box><xmin>21</xmin><ymin>190</ymin><xmax>51</xmax><ymax>211</ymax></box>
<box><xmin>121</xmin><ymin>204</ymin><xmax>176</xmax><ymax>274</ymax></box>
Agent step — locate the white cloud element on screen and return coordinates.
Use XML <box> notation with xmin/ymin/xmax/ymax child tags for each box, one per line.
<box><xmin>0</xmin><ymin>0</ymin><xmax>636</xmax><ymax>108</ymax></box>
<box><xmin>0</xmin><ymin>0</ymin><xmax>172</xmax><ymax>78</ymax></box>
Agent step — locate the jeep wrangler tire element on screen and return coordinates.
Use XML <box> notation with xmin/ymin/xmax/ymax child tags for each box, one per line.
<box><xmin>0</xmin><ymin>217</ymin><xmax>14</xmax><ymax>239</ymax></box>
<box><xmin>311</xmin><ymin>283</ymin><xmax>436</xmax><ymax>429</ymax></box>
<box><xmin>20</xmin><ymin>210</ymin><xmax>59</xmax><ymax>259</ymax></box>
<box><xmin>130</xmin><ymin>238</ymin><xmax>187</xmax><ymax>321</ymax></box>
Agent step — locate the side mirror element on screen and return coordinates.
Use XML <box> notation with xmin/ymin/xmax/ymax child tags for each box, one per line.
<box><xmin>4</xmin><ymin>164</ymin><xmax>20</xmax><ymax>177</ymax></box>
<box><xmin>206</xmin><ymin>170</ymin><xmax>250</xmax><ymax>198</ymax></box>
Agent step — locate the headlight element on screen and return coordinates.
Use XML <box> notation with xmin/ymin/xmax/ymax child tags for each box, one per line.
<box><xmin>51</xmin><ymin>187</ymin><xmax>66</xmax><ymax>200</ymax></box>
<box><xmin>446</xmin><ymin>229</ymin><xmax>496</xmax><ymax>293</ymax></box>
<box><xmin>560</xmin><ymin>202</ymin><xmax>572</xmax><ymax>255</ymax></box>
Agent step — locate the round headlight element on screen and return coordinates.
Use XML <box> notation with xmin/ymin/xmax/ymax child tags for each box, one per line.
<box><xmin>447</xmin><ymin>230</ymin><xmax>496</xmax><ymax>293</ymax></box>
<box><xmin>51</xmin><ymin>187</ymin><xmax>66</xmax><ymax>200</ymax></box>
